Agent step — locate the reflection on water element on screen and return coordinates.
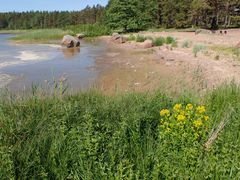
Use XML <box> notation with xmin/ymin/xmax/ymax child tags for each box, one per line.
<box><xmin>61</xmin><ymin>47</ymin><xmax>80</xmax><ymax>59</ymax></box>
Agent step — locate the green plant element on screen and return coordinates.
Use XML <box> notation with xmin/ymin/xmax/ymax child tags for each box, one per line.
<box><xmin>11</xmin><ymin>29</ymin><xmax>70</xmax><ymax>42</ymax></box>
<box><xmin>126</xmin><ymin>34</ymin><xmax>136</xmax><ymax>41</ymax></box>
<box><xmin>193</xmin><ymin>44</ymin><xmax>206</xmax><ymax>57</ymax></box>
<box><xmin>1</xmin><ymin>83</ymin><xmax>240</xmax><ymax>179</ymax></box>
<box><xmin>182</xmin><ymin>40</ymin><xmax>191</xmax><ymax>48</ymax></box>
<box><xmin>135</xmin><ymin>35</ymin><xmax>146</xmax><ymax>42</ymax></box>
<box><xmin>67</xmin><ymin>24</ymin><xmax>112</xmax><ymax>37</ymax></box>
<box><xmin>166</xmin><ymin>36</ymin><xmax>176</xmax><ymax>44</ymax></box>
<box><xmin>153</xmin><ymin>37</ymin><xmax>165</xmax><ymax>46</ymax></box>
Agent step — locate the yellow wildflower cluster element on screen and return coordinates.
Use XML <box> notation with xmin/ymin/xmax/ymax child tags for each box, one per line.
<box><xmin>160</xmin><ymin>109</ymin><xmax>170</xmax><ymax>117</ymax></box>
<box><xmin>159</xmin><ymin>103</ymin><xmax>210</xmax><ymax>141</ymax></box>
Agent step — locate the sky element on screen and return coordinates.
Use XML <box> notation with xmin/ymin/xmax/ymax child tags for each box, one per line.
<box><xmin>0</xmin><ymin>0</ymin><xmax>109</xmax><ymax>12</ymax></box>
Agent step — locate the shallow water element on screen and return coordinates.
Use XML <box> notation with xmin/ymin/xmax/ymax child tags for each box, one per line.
<box><xmin>0</xmin><ymin>34</ymin><xmax>108</xmax><ymax>92</ymax></box>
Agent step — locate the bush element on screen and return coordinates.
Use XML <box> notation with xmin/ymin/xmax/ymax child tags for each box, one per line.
<box><xmin>193</xmin><ymin>44</ymin><xmax>206</xmax><ymax>57</ymax></box>
<box><xmin>126</xmin><ymin>34</ymin><xmax>136</xmax><ymax>41</ymax></box>
<box><xmin>135</xmin><ymin>35</ymin><xmax>146</xmax><ymax>42</ymax></box>
<box><xmin>166</xmin><ymin>36</ymin><xmax>176</xmax><ymax>44</ymax></box>
<box><xmin>182</xmin><ymin>40</ymin><xmax>192</xmax><ymax>48</ymax></box>
<box><xmin>153</xmin><ymin>37</ymin><xmax>165</xmax><ymax>46</ymax></box>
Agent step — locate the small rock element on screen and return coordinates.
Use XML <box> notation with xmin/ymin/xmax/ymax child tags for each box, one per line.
<box><xmin>76</xmin><ymin>33</ymin><xmax>85</xmax><ymax>39</ymax></box>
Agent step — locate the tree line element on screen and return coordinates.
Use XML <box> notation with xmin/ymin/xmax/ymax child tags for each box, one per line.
<box><xmin>0</xmin><ymin>5</ymin><xmax>105</xmax><ymax>29</ymax></box>
<box><xmin>0</xmin><ymin>0</ymin><xmax>240</xmax><ymax>31</ymax></box>
<box><xmin>105</xmin><ymin>0</ymin><xmax>240</xmax><ymax>30</ymax></box>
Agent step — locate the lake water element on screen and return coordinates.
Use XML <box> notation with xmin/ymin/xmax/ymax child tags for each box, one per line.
<box><xmin>0</xmin><ymin>34</ymin><xmax>108</xmax><ymax>92</ymax></box>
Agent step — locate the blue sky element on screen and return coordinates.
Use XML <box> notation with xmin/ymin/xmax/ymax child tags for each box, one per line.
<box><xmin>0</xmin><ymin>0</ymin><xmax>109</xmax><ymax>12</ymax></box>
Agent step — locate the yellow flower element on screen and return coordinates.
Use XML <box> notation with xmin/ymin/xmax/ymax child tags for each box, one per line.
<box><xmin>177</xmin><ymin>114</ymin><xmax>186</xmax><ymax>122</ymax></box>
<box><xmin>186</xmin><ymin>103</ymin><xmax>193</xmax><ymax>111</ymax></box>
<box><xmin>204</xmin><ymin>116</ymin><xmax>209</xmax><ymax>121</ymax></box>
<box><xmin>196</xmin><ymin>106</ymin><xmax>206</xmax><ymax>114</ymax></box>
<box><xmin>160</xmin><ymin>109</ymin><xmax>170</xmax><ymax>117</ymax></box>
<box><xmin>174</xmin><ymin>104</ymin><xmax>182</xmax><ymax>111</ymax></box>
<box><xmin>193</xmin><ymin>119</ymin><xmax>203</xmax><ymax>128</ymax></box>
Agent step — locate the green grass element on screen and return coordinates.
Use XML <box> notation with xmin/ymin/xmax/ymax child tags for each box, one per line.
<box><xmin>165</xmin><ymin>36</ymin><xmax>176</xmax><ymax>44</ymax></box>
<box><xmin>210</xmin><ymin>45</ymin><xmax>240</xmax><ymax>60</ymax></box>
<box><xmin>153</xmin><ymin>37</ymin><xmax>165</xmax><ymax>46</ymax></box>
<box><xmin>67</xmin><ymin>24</ymin><xmax>112</xmax><ymax>37</ymax></box>
<box><xmin>10</xmin><ymin>29</ymin><xmax>70</xmax><ymax>43</ymax></box>
<box><xmin>193</xmin><ymin>44</ymin><xmax>206</xmax><ymax>57</ymax></box>
<box><xmin>0</xmin><ymin>29</ymin><xmax>28</xmax><ymax>34</ymax></box>
<box><xmin>135</xmin><ymin>35</ymin><xmax>147</xmax><ymax>42</ymax></box>
<box><xmin>126</xmin><ymin>35</ymin><xmax>177</xmax><ymax>47</ymax></box>
<box><xmin>1</xmin><ymin>83</ymin><xmax>240</xmax><ymax>179</ymax></box>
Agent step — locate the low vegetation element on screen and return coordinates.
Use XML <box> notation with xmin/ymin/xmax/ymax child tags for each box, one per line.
<box><xmin>211</xmin><ymin>45</ymin><xmax>240</xmax><ymax>60</ymax></box>
<box><xmin>193</xmin><ymin>44</ymin><xmax>206</xmax><ymax>57</ymax></box>
<box><xmin>1</xmin><ymin>83</ymin><xmax>240</xmax><ymax>179</ymax></box>
<box><xmin>127</xmin><ymin>34</ymin><xmax>177</xmax><ymax>47</ymax></box>
<box><xmin>66</xmin><ymin>24</ymin><xmax>112</xmax><ymax>37</ymax></box>
<box><xmin>10</xmin><ymin>29</ymin><xmax>70</xmax><ymax>43</ymax></box>
<box><xmin>182</xmin><ymin>39</ymin><xmax>192</xmax><ymax>48</ymax></box>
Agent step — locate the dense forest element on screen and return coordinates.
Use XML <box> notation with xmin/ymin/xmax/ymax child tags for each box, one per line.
<box><xmin>0</xmin><ymin>5</ymin><xmax>105</xmax><ymax>29</ymax></box>
<box><xmin>0</xmin><ymin>0</ymin><xmax>240</xmax><ymax>30</ymax></box>
<box><xmin>105</xmin><ymin>0</ymin><xmax>240</xmax><ymax>30</ymax></box>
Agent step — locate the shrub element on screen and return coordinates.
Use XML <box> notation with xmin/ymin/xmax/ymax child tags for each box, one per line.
<box><xmin>135</xmin><ymin>35</ymin><xmax>146</xmax><ymax>42</ymax></box>
<box><xmin>182</xmin><ymin>40</ymin><xmax>192</xmax><ymax>48</ymax></box>
<box><xmin>127</xmin><ymin>34</ymin><xmax>136</xmax><ymax>41</ymax></box>
<box><xmin>193</xmin><ymin>44</ymin><xmax>206</xmax><ymax>57</ymax></box>
<box><xmin>166</xmin><ymin>36</ymin><xmax>176</xmax><ymax>44</ymax></box>
<box><xmin>153</xmin><ymin>37</ymin><xmax>165</xmax><ymax>46</ymax></box>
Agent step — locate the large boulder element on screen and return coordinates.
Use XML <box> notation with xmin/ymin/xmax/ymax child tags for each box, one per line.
<box><xmin>111</xmin><ymin>33</ymin><xmax>126</xmax><ymax>44</ymax></box>
<box><xmin>62</xmin><ymin>35</ymin><xmax>80</xmax><ymax>48</ymax></box>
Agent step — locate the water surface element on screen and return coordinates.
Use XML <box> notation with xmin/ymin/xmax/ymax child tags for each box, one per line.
<box><xmin>0</xmin><ymin>34</ymin><xmax>107</xmax><ymax>92</ymax></box>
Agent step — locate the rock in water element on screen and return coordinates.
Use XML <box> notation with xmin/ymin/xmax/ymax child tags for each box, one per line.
<box><xmin>76</xmin><ymin>33</ymin><xmax>85</xmax><ymax>39</ymax></box>
<box><xmin>62</xmin><ymin>35</ymin><xmax>80</xmax><ymax>48</ymax></box>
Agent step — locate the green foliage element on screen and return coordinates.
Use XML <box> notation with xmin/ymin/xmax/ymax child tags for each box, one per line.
<box><xmin>126</xmin><ymin>34</ymin><xmax>136</xmax><ymax>41</ymax></box>
<box><xmin>193</xmin><ymin>44</ymin><xmax>206</xmax><ymax>57</ymax></box>
<box><xmin>67</xmin><ymin>24</ymin><xmax>112</xmax><ymax>37</ymax></box>
<box><xmin>0</xmin><ymin>5</ymin><xmax>105</xmax><ymax>30</ymax></box>
<box><xmin>0</xmin><ymin>83</ymin><xmax>240</xmax><ymax>178</ymax></box>
<box><xmin>135</xmin><ymin>35</ymin><xmax>146</xmax><ymax>42</ymax></box>
<box><xmin>166</xmin><ymin>36</ymin><xmax>176</xmax><ymax>44</ymax></box>
<box><xmin>11</xmin><ymin>29</ymin><xmax>70</xmax><ymax>42</ymax></box>
<box><xmin>153</xmin><ymin>37</ymin><xmax>165</xmax><ymax>46</ymax></box>
<box><xmin>105</xmin><ymin>0</ymin><xmax>158</xmax><ymax>31</ymax></box>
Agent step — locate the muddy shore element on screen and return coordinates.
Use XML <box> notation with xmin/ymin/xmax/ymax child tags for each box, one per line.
<box><xmin>95</xmin><ymin>30</ymin><xmax>240</xmax><ymax>94</ymax></box>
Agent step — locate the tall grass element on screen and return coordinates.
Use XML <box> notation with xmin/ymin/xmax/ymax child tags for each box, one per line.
<box><xmin>0</xmin><ymin>83</ymin><xmax>240</xmax><ymax>179</ymax></box>
<box><xmin>11</xmin><ymin>29</ymin><xmax>70</xmax><ymax>42</ymax></box>
<box><xmin>67</xmin><ymin>24</ymin><xmax>112</xmax><ymax>37</ymax></box>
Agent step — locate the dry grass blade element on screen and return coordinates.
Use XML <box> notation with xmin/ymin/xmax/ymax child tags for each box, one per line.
<box><xmin>204</xmin><ymin>106</ymin><xmax>234</xmax><ymax>150</ymax></box>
